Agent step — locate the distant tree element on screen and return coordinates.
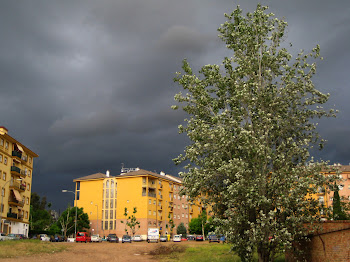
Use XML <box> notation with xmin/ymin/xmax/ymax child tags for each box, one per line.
<box><xmin>173</xmin><ymin>4</ymin><xmax>336</xmax><ymax>262</ymax></box>
<box><xmin>176</xmin><ymin>222</ymin><xmax>187</xmax><ymax>237</ymax></box>
<box><xmin>58</xmin><ymin>207</ymin><xmax>90</xmax><ymax>237</ymax></box>
<box><xmin>167</xmin><ymin>213</ymin><xmax>175</xmax><ymax>235</ymax></box>
<box><xmin>29</xmin><ymin>192</ymin><xmax>52</xmax><ymax>232</ymax></box>
<box><xmin>188</xmin><ymin>218</ymin><xmax>202</xmax><ymax>235</ymax></box>
<box><xmin>120</xmin><ymin>207</ymin><xmax>140</xmax><ymax>236</ymax></box>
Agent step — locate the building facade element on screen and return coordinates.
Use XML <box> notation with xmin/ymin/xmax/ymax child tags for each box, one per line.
<box><xmin>0</xmin><ymin>126</ymin><xmax>38</xmax><ymax>236</ymax></box>
<box><xmin>73</xmin><ymin>168</ymin><xmax>203</xmax><ymax>238</ymax></box>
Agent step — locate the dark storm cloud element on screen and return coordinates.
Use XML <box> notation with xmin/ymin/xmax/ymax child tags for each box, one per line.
<box><xmin>1</xmin><ymin>0</ymin><xmax>349</xmax><ymax>211</ymax></box>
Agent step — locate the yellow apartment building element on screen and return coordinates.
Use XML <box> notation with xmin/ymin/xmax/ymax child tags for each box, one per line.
<box><xmin>0</xmin><ymin>126</ymin><xmax>38</xmax><ymax>236</ymax></box>
<box><xmin>73</xmin><ymin>168</ymin><xmax>203</xmax><ymax>238</ymax></box>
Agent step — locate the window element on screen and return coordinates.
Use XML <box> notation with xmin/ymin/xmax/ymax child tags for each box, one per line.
<box><xmin>110</xmin><ymin>200</ymin><xmax>113</xmax><ymax>208</ymax></box>
<box><xmin>153</xmin><ymin>200</ymin><xmax>156</xmax><ymax>205</ymax></box>
<box><xmin>76</xmin><ymin>181</ymin><xmax>80</xmax><ymax>190</ymax></box>
<box><xmin>26</xmin><ymin>197</ymin><xmax>29</xmax><ymax>205</ymax></box>
<box><xmin>29</xmin><ymin>156</ymin><xmax>32</xmax><ymax>164</ymax></box>
<box><xmin>110</xmin><ymin>210</ymin><xmax>113</xmax><ymax>219</ymax></box>
<box><xmin>105</xmin><ymin>211</ymin><xmax>108</xmax><ymax>219</ymax></box>
<box><xmin>76</xmin><ymin>191</ymin><xmax>79</xmax><ymax>200</ymax></box>
<box><xmin>182</xmin><ymin>213</ymin><xmax>184</xmax><ymax>218</ymax></box>
<box><xmin>104</xmin><ymin>221</ymin><xmax>108</xmax><ymax>229</ymax></box>
<box><xmin>143</xmin><ymin>177</ymin><xmax>146</xmax><ymax>184</ymax></box>
<box><xmin>110</xmin><ymin>190</ymin><xmax>114</xmax><ymax>198</ymax></box>
<box><xmin>0</xmin><ymin>139</ymin><xmax>3</xmax><ymax>146</ymax></box>
<box><xmin>149</xmin><ymin>210</ymin><xmax>151</xmax><ymax>215</ymax></box>
<box><xmin>5</xmin><ymin>141</ymin><xmax>8</xmax><ymax>150</ymax></box>
<box><xmin>1</xmin><ymin>171</ymin><xmax>4</xmax><ymax>181</ymax></box>
<box><xmin>106</xmin><ymin>180</ymin><xmax>109</xmax><ymax>188</ymax></box>
<box><xmin>186</xmin><ymin>214</ymin><xmax>188</xmax><ymax>218</ymax></box>
<box><xmin>190</xmin><ymin>215</ymin><xmax>192</xmax><ymax>219</ymax></box>
<box><xmin>149</xmin><ymin>199</ymin><xmax>152</xmax><ymax>204</ymax></box>
<box><xmin>105</xmin><ymin>201</ymin><xmax>108</xmax><ymax>208</ymax></box>
<box><xmin>25</xmin><ymin>211</ymin><xmax>28</xmax><ymax>219</ymax></box>
<box><xmin>1</xmin><ymin>188</ymin><xmax>4</xmax><ymax>197</ymax></box>
<box><xmin>338</xmin><ymin>185</ymin><xmax>344</xmax><ymax>190</ymax></box>
<box><xmin>106</xmin><ymin>189</ymin><xmax>109</xmax><ymax>198</ymax></box>
<box><xmin>153</xmin><ymin>211</ymin><xmax>156</xmax><ymax>216</ymax></box>
<box><xmin>109</xmin><ymin>221</ymin><xmax>113</xmax><ymax>230</ymax></box>
<box><xmin>177</xmin><ymin>215</ymin><xmax>180</xmax><ymax>219</ymax></box>
<box><xmin>178</xmin><ymin>205</ymin><xmax>180</xmax><ymax>209</ymax></box>
<box><xmin>111</xmin><ymin>182</ymin><xmax>114</xmax><ymax>188</ymax></box>
<box><xmin>0</xmin><ymin>204</ymin><xmax>3</xmax><ymax>213</ymax></box>
<box><xmin>174</xmin><ymin>185</ymin><xmax>176</xmax><ymax>189</ymax></box>
<box><xmin>182</xmin><ymin>204</ymin><xmax>184</xmax><ymax>208</ymax></box>
<box><xmin>4</xmin><ymin>157</ymin><xmax>7</xmax><ymax>165</ymax></box>
<box><xmin>0</xmin><ymin>154</ymin><xmax>2</xmax><ymax>163</ymax></box>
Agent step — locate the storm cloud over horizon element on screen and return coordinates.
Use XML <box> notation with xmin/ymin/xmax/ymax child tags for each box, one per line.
<box><xmin>1</xmin><ymin>0</ymin><xmax>349</xmax><ymax>211</ymax></box>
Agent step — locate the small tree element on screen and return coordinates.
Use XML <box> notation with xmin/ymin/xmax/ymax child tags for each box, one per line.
<box><xmin>168</xmin><ymin>213</ymin><xmax>175</xmax><ymax>235</ymax></box>
<box><xmin>120</xmin><ymin>207</ymin><xmax>140</xmax><ymax>236</ymax></box>
<box><xmin>176</xmin><ymin>222</ymin><xmax>187</xmax><ymax>237</ymax></box>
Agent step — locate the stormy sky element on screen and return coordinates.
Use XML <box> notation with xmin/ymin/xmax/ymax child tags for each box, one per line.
<box><xmin>1</xmin><ymin>0</ymin><xmax>349</xmax><ymax>212</ymax></box>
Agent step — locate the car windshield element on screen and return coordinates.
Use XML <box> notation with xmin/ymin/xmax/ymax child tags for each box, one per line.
<box><xmin>77</xmin><ymin>233</ymin><xmax>85</xmax><ymax>236</ymax></box>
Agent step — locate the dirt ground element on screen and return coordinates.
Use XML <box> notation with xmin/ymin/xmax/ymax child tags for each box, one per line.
<box><xmin>2</xmin><ymin>241</ymin><xmax>205</xmax><ymax>262</ymax></box>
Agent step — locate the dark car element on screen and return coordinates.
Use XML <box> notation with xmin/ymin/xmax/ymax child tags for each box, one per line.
<box><xmin>122</xmin><ymin>235</ymin><xmax>131</xmax><ymax>243</ymax></box>
<box><xmin>159</xmin><ymin>235</ymin><xmax>167</xmax><ymax>242</ymax></box>
<box><xmin>208</xmin><ymin>235</ymin><xmax>220</xmax><ymax>243</ymax></box>
<box><xmin>195</xmin><ymin>235</ymin><xmax>204</xmax><ymax>241</ymax></box>
<box><xmin>107</xmin><ymin>234</ymin><xmax>119</xmax><ymax>243</ymax></box>
<box><xmin>187</xmin><ymin>235</ymin><xmax>196</xmax><ymax>241</ymax></box>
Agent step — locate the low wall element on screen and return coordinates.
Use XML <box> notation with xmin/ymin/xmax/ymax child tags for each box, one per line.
<box><xmin>286</xmin><ymin>221</ymin><xmax>350</xmax><ymax>262</ymax></box>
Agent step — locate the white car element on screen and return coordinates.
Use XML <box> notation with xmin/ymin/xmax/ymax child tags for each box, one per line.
<box><xmin>0</xmin><ymin>233</ymin><xmax>8</xmax><ymax>241</ymax></box>
<box><xmin>173</xmin><ymin>235</ymin><xmax>181</xmax><ymax>242</ymax></box>
<box><xmin>40</xmin><ymin>234</ymin><xmax>50</xmax><ymax>241</ymax></box>
<box><xmin>132</xmin><ymin>235</ymin><xmax>142</xmax><ymax>242</ymax></box>
<box><xmin>91</xmin><ymin>234</ymin><xmax>102</xmax><ymax>242</ymax></box>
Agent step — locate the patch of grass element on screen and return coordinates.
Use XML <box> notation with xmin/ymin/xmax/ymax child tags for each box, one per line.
<box><xmin>0</xmin><ymin>240</ymin><xmax>70</xmax><ymax>258</ymax></box>
<box><xmin>158</xmin><ymin>243</ymin><xmax>285</xmax><ymax>262</ymax></box>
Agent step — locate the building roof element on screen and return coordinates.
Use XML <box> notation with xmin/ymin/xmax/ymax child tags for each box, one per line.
<box><xmin>73</xmin><ymin>172</ymin><xmax>109</xmax><ymax>182</ymax></box>
<box><xmin>118</xmin><ymin>169</ymin><xmax>183</xmax><ymax>183</ymax></box>
<box><xmin>327</xmin><ymin>165</ymin><xmax>350</xmax><ymax>173</ymax></box>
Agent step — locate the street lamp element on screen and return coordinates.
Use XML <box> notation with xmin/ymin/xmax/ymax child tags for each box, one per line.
<box><xmin>95</xmin><ymin>204</ymin><xmax>98</xmax><ymax>235</ymax></box>
<box><xmin>62</xmin><ymin>190</ymin><xmax>77</xmax><ymax>238</ymax></box>
<box><xmin>1</xmin><ymin>178</ymin><xmax>22</xmax><ymax>232</ymax></box>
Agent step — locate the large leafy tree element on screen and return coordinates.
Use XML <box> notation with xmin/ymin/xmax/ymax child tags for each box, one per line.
<box><xmin>173</xmin><ymin>5</ymin><xmax>336</xmax><ymax>262</ymax></box>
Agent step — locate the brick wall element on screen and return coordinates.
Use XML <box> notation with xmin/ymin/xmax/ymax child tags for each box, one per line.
<box><xmin>286</xmin><ymin>221</ymin><xmax>350</xmax><ymax>261</ymax></box>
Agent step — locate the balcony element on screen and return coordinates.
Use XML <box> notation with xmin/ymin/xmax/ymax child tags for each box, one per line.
<box><xmin>189</xmin><ymin>208</ymin><xmax>193</xmax><ymax>213</ymax></box>
<box><xmin>169</xmin><ymin>186</ymin><xmax>173</xmax><ymax>192</ymax></box>
<box><xmin>12</xmin><ymin>151</ymin><xmax>22</xmax><ymax>161</ymax></box>
<box><xmin>10</xmin><ymin>181</ymin><xmax>26</xmax><ymax>192</ymax></box>
<box><xmin>8</xmin><ymin>198</ymin><xmax>25</xmax><ymax>207</ymax></box>
<box><xmin>158</xmin><ymin>216</ymin><xmax>163</xmax><ymax>221</ymax></box>
<box><xmin>169</xmin><ymin>197</ymin><xmax>173</xmax><ymax>202</ymax></box>
<box><xmin>7</xmin><ymin>212</ymin><xmax>23</xmax><ymax>221</ymax></box>
<box><xmin>11</xmin><ymin>166</ymin><xmax>21</xmax><ymax>176</ymax></box>
<box><xmin>148</xmin><ymin>192</ymin><xmax>156</xmax><ymax>198</ymax></box>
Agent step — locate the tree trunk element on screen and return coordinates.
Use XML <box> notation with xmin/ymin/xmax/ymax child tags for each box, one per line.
<box><xmin>257</xmin><ymin>247</ymin><xmax>271</xmax><ymax>262</ymax></box>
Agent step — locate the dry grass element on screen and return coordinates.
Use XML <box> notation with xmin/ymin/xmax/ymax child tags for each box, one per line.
<box><xmin>149</xmin><ymin>244</ymin><xmax>186</xmax><ymax>256</ymax></box>
<box><xmin>0</xmin><ymin>240</ymin><xmax>70</xmax><ymax>258</ymax></box>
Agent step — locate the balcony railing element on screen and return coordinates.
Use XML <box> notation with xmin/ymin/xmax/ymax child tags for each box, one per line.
<box><xmin>11</xmin><ymin>166</ymin><xmax>21</xmax><ymax>174</ymax></box>
<box><xmin>7</xmin><ymin>212</ymin><xmax>18</xmax><ymax>219</ymax></box>
<box><xmin>10</xmin><ymin>181</ymin><xmax>26</xmax><ymax>191</ymax></box>
<box><xmin>12</xmin><ymin>151</ymin><xmax>22</xmax><ymax>159</ymax></box>
<box><xmin>148</xmin><ymin>193</ymin><xmax>156</xmax><ymax>198</ymax></box>
<box><xmin>8</xmin><ymin>198</ymin><xmax>25</xmax><ymax>207</ymax></box>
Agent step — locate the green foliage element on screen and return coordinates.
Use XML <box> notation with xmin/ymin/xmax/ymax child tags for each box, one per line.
<box><xmin>176</xmin><ymin>222</ymin><xmax>187</xmax><ymax>237</ymax></box>
<box><xmin>58</xmin><ymin>207</ymin><xmax>90</xmax><ymax>237</ymax></box>
<box><xmin>120</xmin><ymin>207</ymin><xmax>140</xmax><ymax>236</ymax></box>
<box><xmin>189</xmin><ymin>211</ymin><xmax>214</xmax><ymax>235</ymax></box>
<box><xmin>189</xmin><ymin>217</ymin><xmax>202</xmax><ymax>234</ymax></box>
<box><xmin>173</xmin><ymin>4</ymin><xmax>336</xmax><ymax>262</ymax></box>
<box><xmin>29</xmin><ymin>192</ymin><xmax>52</xmax><ymax>232</ymax></box>
<box><xmin>333</xmin><ymin>186</ymin><xmax>349</xmax><ymax>220</ymax></box>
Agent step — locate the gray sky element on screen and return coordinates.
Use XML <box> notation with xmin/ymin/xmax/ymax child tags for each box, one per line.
<box><xmin>1</xmin><ymin>0</ymin><xmax>349</xmax><ymax>211</ymax></box>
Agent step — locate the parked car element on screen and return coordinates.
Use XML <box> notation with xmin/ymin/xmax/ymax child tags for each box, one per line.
<box><xmin>195</xmin><ymin>235</ymin><xmax>204</xmax><ymax>241</ymax></box>
<box><xmin>173</xmin><ymin>235</ymin><xmax>181</xmax><ymax>242</ymax></box>
<box><xmin>0</xmin><ymin>233</ymin><xmax>8</xmax><ymax>241</ymax></box>
<box><xmin>8</xmin><ymin>233</ymin><xmax>20</xmax><ymax>240</ymax></box>
<box><xmin>40</xmin><ymin>234</ymin><xmax>50</xmax><ymax>241</ymax></box>
<box><xmin>16</xmin><ymin>234</ymin><xmax>27</xmax><ymax>239</ymax></box>
<box><xmin>51</xmin><ymin>234</ymin><xmax>63</xmax><ymax>242</ymax></box>
<box><xmin>208</xmin><ymin>235</ymin><xmax>220</xmax><ymax>243</ymax></box>
<box><xmin>132</xmin><ymin>235</ymin><xmax>142</xmax><ymax>242</ymax></box>
<box><xmin>181</xmin><ymin>236</ymin><xmax>188</xmax><ymax>241</ymax></box>
<box><xmin>91</xmin><ymin>234</ymin><xmax>102</xmax><ymax>242</ymax></box>
<box><xmin>107</xmin><ymin>234</ymin><xmax>119</xmax><ymax>243</ymax></box>
<box><xmin>159</xmin><ymin>235</ymin><xmax>167</xmax><ymax>242</ymax></box>
<box><xmin>76</xmin><ymin>232</ymin><xmax>91</xmax><ymax>243</ymax></box>
<box><xmin>122</xmin><ymin>235</ymin><xmax>132</xmax><ymax>243</ymax></box>
<box><xmin>187</xmin><ymin>235</ymin><xmax>196</xmax><ymax>241</ymax></box>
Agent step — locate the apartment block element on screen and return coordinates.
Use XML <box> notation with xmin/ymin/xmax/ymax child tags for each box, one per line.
<box><xmin>0</xmin><ymin>126</ymin><xmax>38</xmax><ymax>236</ymax></box>
<box><xmin>73</xmin><ymin>168</ymin><xmax>203</xmax><ymax>238</ymax></box>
